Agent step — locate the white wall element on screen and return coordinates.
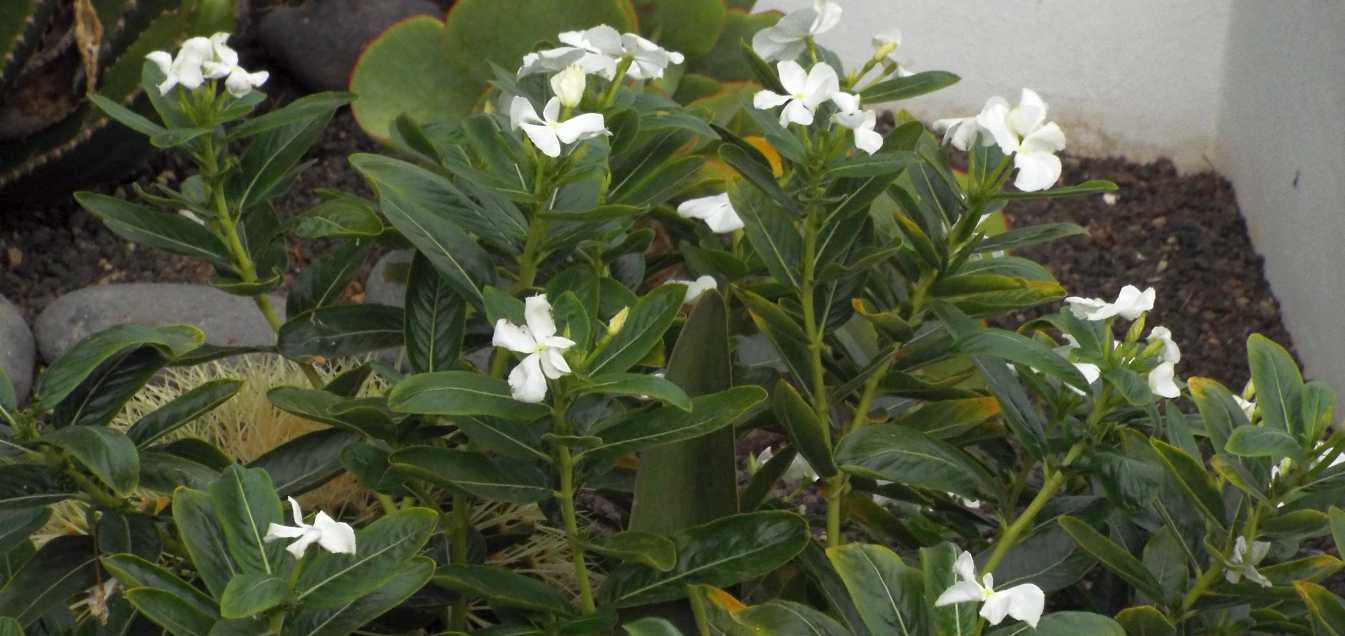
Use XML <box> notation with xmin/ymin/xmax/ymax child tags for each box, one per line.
<box><xmin>1215</xmin><ymin>3</ymin><xmax>1345</xmax><ymax>392</ymax></box>
<box><xmin>756</xmin><ymin>0</ymin><xmax>1233</xmax><ymax>170</ymax></box>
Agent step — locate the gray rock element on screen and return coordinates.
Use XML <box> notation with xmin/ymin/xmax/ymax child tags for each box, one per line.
<box><xmin>258</xmin><ymin>0</ymin><xmax>440</xmax><ymax>91</ymax></box>
<box><xmin>36</xmin><ymin>283</ymin><xmax>285</xmax><ymax>364</ymax></box>
<box><xmin>0</xmin><ymin>296</ymin><xmax>35</xmax><ymax>404</ymax></box>
<box><xmin>365</xmin><ymin>250</ymin><xmax>413</xmax><ymax>308</ymax></box>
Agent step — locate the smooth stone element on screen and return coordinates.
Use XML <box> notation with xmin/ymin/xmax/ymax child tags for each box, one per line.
<box><xmin>0</xmin><ymin>296</ymin><xmax>35</xmax><ymax>403</ymax></box>
<box><xmin>257</xmin><ymin>0</ymin><xmax>441</xmax><ymax>91</ymax></box>
<box><xmin>35</xmin><ymin>283</ymin><xmax>284</xmax><ymax>363</ymax></box>
<box><xmin>365</xmin><ymin>250</ymin><xmax>413</xmax><ymax>308</ymax></box>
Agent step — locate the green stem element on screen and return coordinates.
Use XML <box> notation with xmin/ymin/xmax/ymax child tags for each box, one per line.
<box><xmin>1179</xmin><ymin>560</ymin><xmax>1223</xmax><ymax>617</ymax></box>
<box><xmin>62</xmin><ymin>461</ymin><xmax>129</xmax><ymax>512</ymax></box>
<box><xmin>984</xmin><ymin>440</ymin><xmax>1087</xmax><ymax>573</ymax></box>
<box><xmin>556</xmin><ymin>444</ymin><xmax>596</xmax><ymax>613</ymax></box>
<box><xmin>846</xmin><ymin>353</ymin><xmax>894</xmax><ymax>435</ymax></box>
<box><xmin>450</xmin><ymin>494</ymin><xmax>471</xmax><ymax>630</ymax></box>
<box><xmin>598</xmin><ymin>56</ymin><xmax>635</xmax><ymax>109</ymax></box>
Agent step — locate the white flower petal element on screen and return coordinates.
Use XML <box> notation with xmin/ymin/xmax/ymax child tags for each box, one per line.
<box><xmin>508</xmin><ymin>354</ymin><xmax>549</xmax><ymax>403</ymax></box>
<box><xmin>493</xmin><ymin>319</ymin><xmax>537</xmax><ymax>354</ymax></box>
<box><xmin>976</xmin><ymin>96</ymin><xmax>1018</xmax><ymax>154</ymax></box>
<box><xmin>313</xmin><ymin>512</ymin><xmax>357</xmax><ymax>555</ymax></box>
<box><xmin>810</xmin><ymin>0</ymin><xmax>843</xmax><ymax>35</ymax></box>
<box><xmin>554</xmin><ymin>112</ymin><xmax>607</xmax><ymax>144</ymax></box>
<box><xmin>995</xmin><ymin>584</ymin><xmax>1046</xmax><ymax>628</ymax></box>
<box><xmin>677</xmin><ymin>193</ymin><xmax>742</xmax><ymax>233</ymax></box>
<box><xmin>1148</xmin><ymin>326</ymin><xmax>1181</xmax><ymax>364</ymax></box>
<box><xmin>753</xmin><ymin>90</ymin><xmax>792</xmax><ymax>110</ymax></box>
<box><xmin>284</xmin><ymin>531</ymin><xmax>320</xmax><ymax>559</ymax></box>
<box><xmin>780</xmin><ymin>100</ymin><xmax>814</xmax><ymax>126</ymax></box>
<box><xmin>509</xmin><ymin>96</ymin><xmax>540</xmax><ymax>130</ymax></box>
<box><xmin>776</xmin><ymin>60</ymin><xmax>808</xmax><ymax>95</ymax></box>
<box><xmin>802</xmin><ymin>62</ymin><xmax>839</xmax><ymax>106</ymax></box>
<box><xmin>1021</xmin><ymin>121</ymin><xmax>1066</xmax><ymax>155</ymax></box>
<box><xmin>935</xmin><ymin>580</ymin><xmax>985</xmax><ymax>607</ymax></box>
<box><xmin>146</xmin><ymin>51</ymin><xmax>173</xmax><ymax>75</ymax></box>
<box><xmin>264</xmin><ymin>523</ymin><xmax>305</xmax><ymax>540</ymax></box>
<box><xmin>521</xmin><ymin>122</ymin><xmax>562</xmax><ymax>158</ymax></box>
<box><xmin>1008</xmin><ymin>88</ymin><xmax>1048</xmax><ymax>136</ymax></box>
<box><xmin>1149</xmin><ymin>361</ymin><xmax>1181</xmax><ymax>399</ymax></box>
<box><xmin>539</xmin><ymin>347</ymin><xmax>571</xmax><ymax>379</ymax></box>
<box><xmin>680</xmin><ymin>275</ymin><xmax>719</xmax><ymax>304</ymax></box>
<box><xmin>1013</xmin><ymin>150</ymin><xmax>1062</xmax><ymax>192</ymax></box>
<box><xmin>524</xmin><ymin>295</ymin><xmax>557</xmax><ymax>339</ymax></box>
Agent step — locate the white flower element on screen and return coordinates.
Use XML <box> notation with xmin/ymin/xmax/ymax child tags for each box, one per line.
<box><xmin>550</xmin><ymin>64</ymin><xmax>587</xmax><ymax>108</ymax></box>
<box><xmin>621</xmin><ymin>33</ymin><xmax>684</xmax><ymax>80</ymax></box>
<box><xmin>935</xmin><ymin>550</ymin><xmax>1045</xmax><ymax>628</ymax></box>
<box><xmin>1225</xmin><ymin>536</ymin><xmax>1272</xmax><ymax>588</ymax></box>
<box><xmin>677</xmin><ymin>193</ymin><xmax>743</xmax><ymax>233</ymax></box>
<box><xmin>1148</xmin><ymin>326</ymin><xmax>1181</xmax><ymax>364</ymax></box>
<box><xmin>1148</xmin><ymin>361</ymin><xmax>1181</xmax><ymax>399</ymax></box>
<box><xmin>75</xmin><ymin>579</ymin><xmax>118</xmax><ymax>625</ymax></box>
<box><xmin>1065</xmin><ymin>285</ymin><xmax>1155</xmax><ymax>322</ymax></box>
<box><xmin>831</xmin><ymin>92</ymin><xmax>883</xmax><ymax>155</ymax></box>
<box><xmin>872</xmin><ymin>29</ymin><xmax>902</xmax><ymax>62</ymax></box>
<box><xmin>508</xmin><ymin>96</ymin><xmax>607</xmax><ymax>158</ymax></box>
<box><xmin>1234</xmin><ymin>395</ymin><xmax>1256</xmax><ymax>420</ymax></box>
<box><xmin>753</xmin><ymin>61</ymin><xmax>839</xmax><ymax>127</ymax></box>
<box><xmin>1053</xmin><ymin>334</ymin><xmax>1101</xmax><ymax>395</ymax></box>
<box><xmin>517</xmin><ymin>46</ymin><xmax>589</xmax><ymax>78</ymax></box>
<box><xmin>200</xmin><ymin>32</ymin><xmax>268</xmax><ymax>97</ymax></box>
<box><xmin>1103</xmin><ymin>192</ymin><xmax>1119</xmax><ymax>206</ymax></box>
<box><xmin>757</xmin><ymin>447</ymin><xmax>817</xmax><ymax>485</ymax></box>
<box><xmin>264</xmin><ymin>497</ymin><xmax>357</xmax><ymax>559</ymax></box>
<box><xmin>551</xmin><ymin>25</ymin><xmax>626</xmax><ymax>79</ymax></box>
<box><xmin>666</xmin><ymin>275</ymin><xmax>718</xmax><ymax>304</ymax></box>
<box><xmin>976</xmin><ymin>89</ymin><xmax>1067</xmax><ymax>192</ymax></box>
<box><xmin>932</xmin><ymin>115</ymin><xmax>989</xmax><ymax>152</ymax></box>
<box><xmin>492</xmin><ymin>295</ymin><xmax>576</xmax><ymax>403</ymax></box>
<box><xmin>145</xmin><ymin>36</ymin><xmax>213</xmax><ymax>95</ymax></box>
<box><xmin>751</xmin><ymin>0</ymin><xmax>843</xmax><ymax>62</ymax></box>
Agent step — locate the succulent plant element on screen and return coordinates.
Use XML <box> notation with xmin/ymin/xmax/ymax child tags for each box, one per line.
<box><xmin>348</xmin><ymin>0</ymin><xmax>780</xmax><ymax>142</ymax></box>
<box><xmin>0</xmin><ymin>0</ymin><xmax>233</xmax><ymax>201</ymax></box>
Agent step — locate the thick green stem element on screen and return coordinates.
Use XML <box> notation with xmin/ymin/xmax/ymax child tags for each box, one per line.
<box><xmin>598</xmin><ymin>56</ymin><xmax>635</xmax><ymax>109</ymax></box>
<box><xmin>846</xmin><ymin>353</ymin><xmax>894</xmax><ymax>435</ymax></box>
<box><xmin>984</xmin><ymin>440</ymin><xmax>1087</xmax><ymax>573</ymax></box>
<box><xmin>62</xmin><ymin>461</ymin><xmax>129</xmax><ymax>512</ymax></box>
<box><xmin>556</xmin><ymin>444</ymin><xmax>596</xmax><ymax>613</ymax></box>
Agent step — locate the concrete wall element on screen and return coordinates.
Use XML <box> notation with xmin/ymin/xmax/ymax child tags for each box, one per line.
<box><xmin>756</xmin><ymin>0</ymin><xmax>1233</xmax><ymax>170</ymax></box>
<box><xmin>1215</xmin><ymin>3</ymin><xmax>1345</xmax><ymax>392</ymax></box>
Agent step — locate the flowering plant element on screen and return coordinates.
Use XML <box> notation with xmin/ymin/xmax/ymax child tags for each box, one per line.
<box><xmin>0</xmin><ymin>2</ymin><xmax>1340</xmax><ymax>635</ymax></box>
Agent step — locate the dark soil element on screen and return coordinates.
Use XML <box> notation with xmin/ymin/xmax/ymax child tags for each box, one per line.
<box><xmin>1002</xmin><ymin>155</ymin><xmax>1296</xmax><ymax>391</ymax></box>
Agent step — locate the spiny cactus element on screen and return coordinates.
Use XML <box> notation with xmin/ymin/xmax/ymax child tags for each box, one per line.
<box><xmin>0</xmin><ymin>0</ymin><xmax>233</xmax><ymax>201</ymax></box>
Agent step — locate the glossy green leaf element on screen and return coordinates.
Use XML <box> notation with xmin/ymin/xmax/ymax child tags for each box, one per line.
<box><xmin>390</xmin><ymin>447</ymin><xmax>551</xmax><ymax>503</ymax></box>
<box><xmin>103</xmin><ymin>553</ymin><xmax>218</xmax><ymax>618</ymax></box>
<box><xmin>293</xmin><ymin>193</ymin><xmax>383</xmax><ymax>239</ymax></box>
<box><xmin>42</xmin><ymin>426</ymin><xmax>139</xmax><ymax>496</ymax></box>
<box><xmin>734</xmin><ymin>600</ymin><xmax>850</xmax><ymax>635</ymax></box>
<box><xmin>250</xmin><ymin>429</ymin><xmax>358</xmax><ymax>497</ymax></box>
<box><xmin>826</xmin><ymin>543</ymin><xmax>926</xmax><ymax>635</ymax></box>
<box><xmin>231</xmin><ymin>91</ymin><xmax>343</xmax><ymax>211</ymax></box>
<box><xmin>124</xmin><ymin>588</ymin><xmax>216</xmax><ymax>636</ymax></box>
<box><xmin>404</xmin><ymin>252</ymin><xmax>467</xmax><ymax>374</ymax></box>
<box><xmin>1247</xmin><ymin>334</ymin><xmax>1305</xmax><ymax>436</ymax></box>
<box><xmin>623</xmin><ymin>617</ymin><xmax>685</xmax><ymax>636</ymax></box>
<box><xmin>576</xmin><ymin>373</ymin><xmax>692</xmax><ymax>411</ymax></box>
<box><xmin>0</xmin><ymin>535</ymin><xmax>96</xmax><ymax>626</ymax></box>
<box><xmin>128</xmin><ymin>379</ymin><xmax>242</xmax><ymax>446</ymax></box>
<box><xmin>860</xmin><ymin>71</ymin><xmax>960</xmax><ymax>104</ymax></box>
<box><xmin>986</xmin><ymin>612</ymin><xmax>1125</xmax><ymax>635</ymax></box>
<box><xmin>1057</xmin><ymin>515</ymin><xmax>1165</xmax><ymax>600</ymax></box>
<box><xmin>1296</xmin><ymin>380</ymin><xmax>1337</xmax><ymax>445</ymax></box>
<box><xmin>433</xmin><ymin>564</ymin><xmax>573</xmax><ymax>615</ymax></box>
<box><xmin>267</xmin><ymin>387</ymin><xmax>397</xmax><ymax>440</ymax></box>
<box><xmin>972</xmin><ymin>357</ymin><xmax>1048</xmax><ymax>458</ymax></box>
<box><xmin>601</xmin><ymin>511</ymin><xmax>809</xmax><ymax>607</ymax></box>
<box><xmin>1295</xmin><ymin>581</ymin><xmax>1345</xmax><ymax>636</ymax></box>
<box><xmin>954</xmin><ymin>329</ymin><xmax>1087</xmax><ymax>389</ymax></box>
<box><xmin>977</xmin><ymin>223</ymin><xmax>1085</xmax><ymax>253</ymax></box>
<box><xmin>171</xmin><ymin>488</ymin><xmax>239</xmax><ymax>599</ymax></box>
<box><xmin>772</xmin><ymin>380</ymin><xmax>837</xmax><ymax>478</ymax></box>
<box><xmin>73</xmin><ymin>193</ymin><xmax>232</xmax><ymax>268</ymax></box>
<box><xmin>288</xmin><ymin>243</ymin><xmax>367</xmax><ymax>318</ymax></box>
<box><xmin>1149</xmin><ymin>439</ymin><xmax>1226</xmax><ymax>528</ymax></box>
<box><xmin>293</xmin><ymin>508</ymin><xmax>436</xmax><ymax>607</ymax></box>
<box><xmin>277</xmin><ymin>304</ymin><xmax>404</xmax><ymax>361</ymax></box>
<box><xmin>588</xmin><ymin>285</ymin><xmax>683</xmax><ymax>376</ymax></box>
<box><xmin>992</xmin><ymin>180</ymin><xmax>1118</xmax><ymax>201</ymax></box>
<box><xmin>835</xmin><ymin>426</ymin><xmax>989</xmax><ymax>498</ymax></box>
<box><xmin>387</xmin><ymin>371</ymin><xmax>550</xmax><ymax>422</ymax></box>
<box><xmin>1114</xmin><ymin>606</ymin><xmax>1176</xmax><ymax>636</ymax></box>
<box><xmin>583</xmin><ymin>386</ymin><xmax>766</xmax><ymax>464</ymax></box>
<box><xmin>283</xmin><ymin>556</ymin><xmax>433</xmax><ymax>636</ymax></box>
<box><xmin>920</xmin><ymin>544</ymin><xmax>978</xmax><ymax>636</ymax></box>
<box><xmin>1225</xmin><ymin>424</ymin><xmax>1303</xmax><ymax>462</ymax></box>
<box><xmin>586</xmin><ymin>531</ymin><xmax>677</xmax><ymax>572</ymax></box>
<box><xmin>739</xmin><ymin>289</ymin><xmax>811</xmax><ymax>386</ymax></box>
<box><xmin>208</xmin><ymin>465</ymin><xmax>284</xmax><ymax>576</ymax></box>
<box><xmin>35</xmin><ymin>324</ymin><xmax>202</xmax><ymax>411</ymax></box>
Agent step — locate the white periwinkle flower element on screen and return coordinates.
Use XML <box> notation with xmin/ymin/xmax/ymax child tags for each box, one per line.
<box><xmin>621</xmin><ymin>32</ymin><xmax>684</xmax><ymax>79</ymax></box>
<box><xmin>667</xmin><ymin>275</ymin><xmax>718</xmax><ymax>304</ymax></box>
<box><xmin>932</xmin><ymin>114</ymin><xmax>990</xmax><ymax>152</ymax></box>
<box><xmin>492</xmin><ymin>295</ymin><xmax>576</xmax><ymax>403</ymax></box>
<box><xmin>872</xmin><ymin>29</ymin><xmax>902</xmax><ymax>62</ymax></box>
<box><xmin>1065</xmin><ymin>285</ymin><xmax>1156</xmax><ymax>322</ymax></box>
<box><xmin>201</xmin><ymin>32</ymin><xmax>269</xmax><ymax>97</ymax></box>
<box><xmin>831</xmin><ymin>92</ymin><xmax>883</xmax><ymax>155</ymax></box>
<box><xmin>1225</xmin><ymin>536</ymin><xmax>1272</xmax><ymax>588</ymax></box>
<box><xmin>145</xmin><ymin>36</ymin><xmax>213</xmax><ymax>95</ymax></box>
<box><xmin>519</xmin><ymin>25</ymin><xmax>682</xmax><ymax>80</ymax></box>
<box><xmin>264</xmin><ymin>497</ymin><xmax>357</xmax><ymax>559</ymax></box>
<box><xmin>976</xmin><ymin>88</ymin><xmax>1067</xmax><ymax>192</ymax></box>
<box><xmin>550</xmin><ymin>64</ymin><xmax>587</xmax><ymax>108</ymax></box>
<box><xmin>677</xmin><ymin>193</ymin><xmax>743</xmax><ymax>233</ymax></box>
<box><xmin>753</xmin><ymin>61</ymin><xmax>839</xmax><ymax>127</ymax></box>
<box><xmin>1234</xmin><ymin>395</ymin><xmax>1256</xmax><ymax>420</ymax></box>
<box><xmin>1148</xmin><ymin>326</ymin><xmax>1181</xmax><ymax>364</ymax></box>
<box><xmin>509</xmin><ymin>96</ymin><xmax>607</xmax><ymax>158</ymax></box>
<box><xmin>935</xmin><ymin>551</ymin><xmax>1045</xmax><ymax>628</ymax></box>
<box><xmin>1148</xmin><ymin>360</ymin><xmax>1181</xmax><ymax>399</ymax></box>
<box><xmin>751</xmin><ymin>0</ymin><xmax>843</xmax><ymax>62</ymax></box>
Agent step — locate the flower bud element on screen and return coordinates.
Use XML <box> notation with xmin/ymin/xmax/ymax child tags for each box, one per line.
<box><xmin>607</xmin><ymin>306</ymin><xmax>629</xmax><ymax>336</ymax></box>
<box><xmin>871</xmin><ymin>30</ymin><xmax>901</xmax><ymax>63</ymax></box>
<box><xmin>550</xmin><ymin>64</ymin><xmax>586</xmax><ymax>109</ymax></box>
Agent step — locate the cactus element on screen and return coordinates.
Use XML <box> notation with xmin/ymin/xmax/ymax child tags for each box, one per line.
<box><xmin>0</xmin><ymin>0</ymin><xmax>233</xmax><ymax>201</ymax></box>
<box><xmin>349</xmin><ymin>0</ymin><xmax>780</xmax><ymax>142</ymax></box>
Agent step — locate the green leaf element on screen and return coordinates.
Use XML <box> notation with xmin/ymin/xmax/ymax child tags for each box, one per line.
<box><xmin>721</xmin><ymin>143</ymin><xmax>799</xmax><ymax>213</ymax></box>
<box><xmin>1296</xmin><ymin>380</ymin><xmax>1337</xmax><ymax>446</ymax></box>
<box><xmin>227</xmin><ymin>92</ymin><xmax>351</xmax><ymax>140</ymax></box>
<box><xmin>404</xmin><ymin>252</ymin><xmax>467</xmax><ymax>374</ymax></box>
<box><xmin>102</xmin><ymin>553</ymin><xmax>218</xmax><ymax>619</ymax></box>
<box><xmin>387</xmin><ymin>371</ymin><xmax>550</xmax><ymax>422</ymax></box>
<box><xmin>390</xmin><ymin>447</ymin><xmax>551</xmax><ymax>503</ymax></box>
<box><xmin>1247</xmin><ymin>333</ymin><xmax>1305</xmax><ymax>436</ymax></box>
<box><xmin>586</xmin><ymin>531</ymin><xmax>677</xmax><ymax>572</ymax></box>
<box><xmin>124</xmin><ymin>588</ymin><xmax>216</xmax><ymax>636</ymax></box>
<box><xmin>1149</xmin><ymin>439</ymin><xmax>1226</xmax><ymax>529</ymax></box>
<box><xmin>442</xmin><ymin>0</ymin><xmax>632</xmax><ymax>87</ymax></box>
<box><xmin>350</xmin><ymin>153</ymin><xmax>496</xmax><ymax>307</ymax></box>
<box><xmin>630</xmin><ymin>291</ymin><xmax>738</xmax><ymax>532</ymax></box>
<box><xmin>73</xmin><ymin>193</ymin><xmax>232</xmax><ymax>268</ymax></box>
<box><xmin>972</xmin><ymin>357</ymin><xmax>1048</xmax><ymax>458</ymax></box>
<box><xmin>1102</xmin><ymin>367</ymin><xmax>1154</xmax><ymax>406</ymax></box>
<box><xmin>738</xmin><ymin>195</ymin><xmax>804</xmax><ymax>291</ymax></box>
<box><xmin>632</xmin><ymin>0</ymin><xmax>725</xmax><ymax>57</ymax></box>
<box><xmin>433</xmin><ymin>564</ymin><xmax>574</xmax><ymax>615</ymax></box>
<box><xmin>826</xmin><ymin>152</ymin><xmax>914</xmax><ymax>178</ymax></box>
<box><xmin>0</xmin><ymin>464</ymin><xmax>74</xmax><ymax>510</ymax></box>
<box><xmin>977</xmin><ymin>223</ymin><xmax>1085</xmax><ymax>253</ymax></box>
<box><xmin>288</xmin><ymin>243</ymin><xmax>367</xmax><ymax>318</ymax></box>
<box><xmin>576</xmin><ymin>373</ymin><xmax>691</xmax><ymax>411</ymax></box>
<box><xmin>834</xmin><ymin>426</ymin><xmax>989</xmax><ymax>499</ymax></box>
<box><xmin>267</xmin><ymin>387</ymin><xmax>397</xmax><ymax>440</ymax></box>
<box><xmin>600</xmin><ymin>511</ymin><xmax>809</xmax><ymax>607</ymax></box>
<box><xmin>826</xmin><ymin>543</ymin><xmax>926</xmax><ymax>636</ymax></box>
<box><xmin>349</xmin><ymin>17</ymin><xmax>479</xmax><ymax>141</ymax></box>
<box><xmin>1186</xmin><ymin>376</ymin><xmax>1248</xmax><ymax>451</ymax></box>
<box><xmin>232</xmin><ymin>92</ymin><xmax>343</xmax><ymax>211</ymax></box>
<box><xmin>0</xmin><ymin>535</ymin><xmax>96</xmax><ymax>626</ymax></box>
<box><xmin>733</xmin><ymin>600</ymin><xmax>850</xmax><ymax>635</ymax></box>
<box><xmin>1295</xmin><ymin>582</ymin><xmax>1345</xmax><ymax>636</ymax></box>
<box><xmin>1262</xmin><ymin>554</ymin><xmax>1344</xmax><ymax>585</ymax></box>
<box><xmin>798</xmin><ymin>543</ymin><xmax>873</xmax><ymax>636</ymax></box>
<box><xmin>1141</xmin><ymin>527</ymin><xmax>1187</xmax><ymax>603</ymax></box>
<box><xmin>992</xmin><ymin>180</ymin><xmax>1118</xmax><ymax>200</ymax></box>
<box><xmin>986</xmin><ymin>612</ymin><xmax>1125</xmax><ymax>636</ymax></box>
<box><xmin>89</xmin><ymin>94</ymin><xmax>167</xmax><ymax>138</ymax></box>
<box><xmin>277</xmin><ymin>304</ymin><xmax>405</xmax><ymax>361</ymax></box>
<box><xmin>293</xmin><ymin>508</ymin><xmax>436</xmax><ymax>607</ymax></box>
<box><xmin>773</xmin><ymin>380</ymin><xmax>837</xmax><ymax>478</ymax></box>
<box><xmin>250</xmin><ymin>429</ymin><xmax>358</xmax><ymax>497</ymax></box>
<box><xmin>860</xmin><ymin>71</ymin><xmax>960</xmax><ymax>104</ymax></box>
<box><xmin>583</xmin><ymin>386</ymin><xmax>766</xmax><ymax>465</ymax></box>
<box><xmin>0</xmin><ymin>508</ymin><xmax>49</xmax><ymax>556</ymax></box>
<box><xmin>588</xmin><ymin>285</ymin><xmax>684</xmax><ymax>376</ymax></box>
<box><xmin>1330</xmin><ymin>506</ymin><xmax>1345</xmax><ymax>557</ymax></box>
<box><xmin>1225</xmin><ymin>424</ymin><xmax>1303</xmax><ymax>462</ymax></box>
<box><xmin>173</xmin><ymin>488</ymin><xmax>240</xmax><ymax>599</ymax></box>
<box><xmin>623</xmin><ymin>617</ymin><xmax>685</xmax><ymax>636</ymax></box>
<box><xmin>282</xmin><ymin>556</ymin><xmax>434</xmax><ymax>636</ymax></box>
<box><xmin>1057</xmin><ymin>515</ymin><xmax>1165</xmax><ymax>601</ymax></box>
<box><xmin>737</xmin><ymin>40</ymin><xmax>785</xmax><ymax>94</ymax></box>
<box><xmin>894</xmin><ymin>396</ymin><xmax>1001</xmax><ymax>439</ymax></box>
<box><xmin>1114</xmin><ymin>606</ymin><xmax>1176</xmax><ymax>636</ymax></box>
<box><xmin>128</xmin><ymin>379</ymin><xmax>242</xmax><ymax>446</ymax></box>
<box><xmin>50</xmin><ymin>345</ymin><xmax>169</xmax><ymax>428</ymax></box>
<box><xmin>955</xmin><ymin>329</ymin><xmax>1087</xmax><ymax>390</ymax></box>
<box><xmin>293</xmin><ymin>193</ymin><xmax>383</xmax><ymax>239</ymax></box>
<box><xmin>739</xmin><ymin>289</ymin><xmax>811</xmax><ymax>386</ymax></box>
<box><xmin>35</xmin><ymin>324</ymin><xmax>203</xmax><ymax>411</ymax></box>
<box><xmin>986</xmin><ymin>527</ymin><xmax>1095</xmax><ymax>594</ymax></box>
<box><xmin>42</xmin><ymin>426</ymin><xmax>139</xmax><ymax>496</ymax></box>
<box><xmin>0</xmin><ymin>617</ymin><xmax>21</xmax><ymax>636</ymax></box>
<box><xmin>208</xmin><ymin>465</ymin><xmax>284</xmax><ymax>576</ymax></box>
